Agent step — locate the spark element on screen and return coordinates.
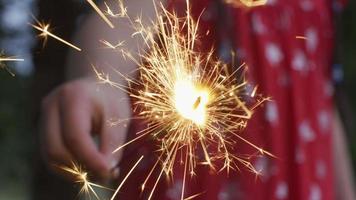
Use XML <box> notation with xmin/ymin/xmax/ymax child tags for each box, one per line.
<box><xmin>87</xmin><ymin>0</ymin><xmax>115</xmax><ymax>28</ymax></box>
<box><xmin>31</xmin><ymin>21</ymin><xmax>82</xmax><ymax>51</ymax></box>
<box><xmin>296</xmin><ymin>35</ymin><xmax>308</xmax><ymax>40</ymax></box>
<box><xmin>104</xmin><ymin>0</ymin><xmax>127</xmax><ymax>18</ymax></box>
<box><xmin>100</xmin><ymin>39</ymin><xmax>125</xmax><ymax>50</ymax></box>
<box><xmin>104</xmin><ymin>2</ymin><xmax>120</xmax><ymax>18</ymax></box>
<box><xmin>225</xmin><ymin>0</ymin><xmax>267</xmax><ymax>7</ymax></box>
<box><xmin>59</xmin><ymin>162</ymin><xmax>114</xmax><ymax>200</ymax></box>
<box><xmin>251</xmin><ymin>85</ymin><xmax>258</xmax><ymax>97</ymax></box>
<box><xmin>110</xmin><ymin>156</ymin><xmax>144</xmax><ymax>200</ymax></box>
<box><xmin>183</xmin><ymin>192</ymin><xmax>205</xmax><ymax>200</ymax></box>
<box><xmin>0</xmin><ymin>57</ymin><xmax>24</xmax><ymax>62</ymax></box>
<box><xmin>93</xmin><ymin>1</ymin><xmax>272</xmax><ymax>199</ymax></box>
<box><xmin>0</xmin><ymin>54</ymin><xmax>24</xmax><ymax>76</ymax></box>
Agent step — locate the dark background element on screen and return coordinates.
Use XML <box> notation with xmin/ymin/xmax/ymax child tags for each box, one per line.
<box><xmin>0</xmin><ymin>0</ymin><xmax>355</xmax><ymax>199</ymax></box>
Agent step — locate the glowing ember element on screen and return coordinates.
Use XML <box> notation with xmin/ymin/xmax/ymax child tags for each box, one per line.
<box><xmin>174</xmin><ymin>79</ymin><xmax>209</xmax><ymax>126</ymax></box>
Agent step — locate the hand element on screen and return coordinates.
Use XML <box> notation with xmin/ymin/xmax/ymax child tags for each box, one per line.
<box><xmin>39</xmin><ymin>78</ymin><xmax>130</xmax><ymax>179</ymax></box>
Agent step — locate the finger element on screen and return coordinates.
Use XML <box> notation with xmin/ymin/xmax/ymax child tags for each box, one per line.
<box><xmin>40</xmin><ymin>93</ymin><xmax>73</xmax><ymax>167</ymax></box>
<box><xmin>101</xmin><ymin>115</ymin><xmax>127</xmax><ymax>166</ymax></box>
<box><xmin>100</xmin><ymin>98</ymin><xmax>130</xmax><ymax>174</ymax></box>
<box><xmin>59</xmin><ymin>91</ymin><xmax>110</xmax><ymax>178</ymax></box>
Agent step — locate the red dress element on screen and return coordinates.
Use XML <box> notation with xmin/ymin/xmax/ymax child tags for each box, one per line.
<box><xmin>116</xmin><ymin>1</ymin><xmax>345</xmax><ymax>199</ymax></box>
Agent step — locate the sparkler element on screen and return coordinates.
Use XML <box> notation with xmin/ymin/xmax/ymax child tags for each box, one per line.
<box><xmin>31</xmin><ymin>20</ymin><xmax>82</xmax><ymax>51</ymax></box>
<box><xmin>93</xmin><ymin>1</ymin><xmax>272</xmax><ymax>199</ymax></box>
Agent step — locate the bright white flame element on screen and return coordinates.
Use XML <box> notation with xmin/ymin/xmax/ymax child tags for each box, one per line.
<box><xmin>174</xmin><ymin>79</ymin><xmax>209</xmax><ymax>126</ymax></box>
